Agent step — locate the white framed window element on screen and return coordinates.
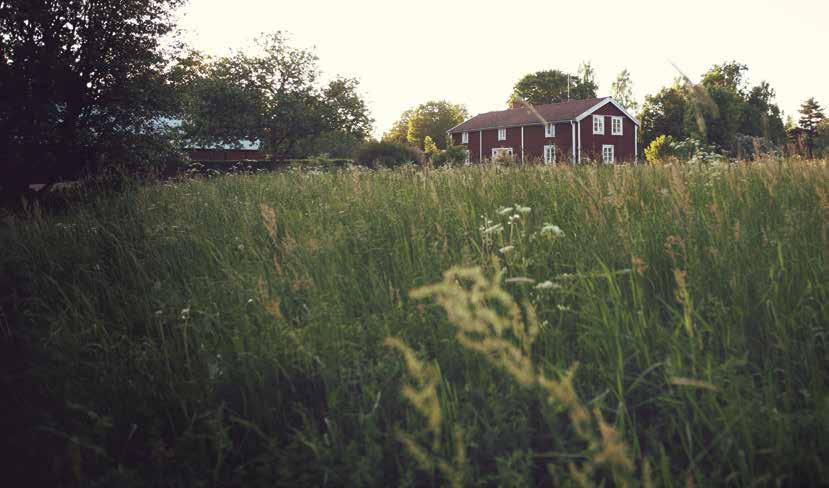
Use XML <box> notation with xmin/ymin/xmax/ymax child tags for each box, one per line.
<box><xmin>497</xmin><ymin>128</ymin><xmax>507</xmax><ymax>141</ymax></box>
<box><xmin>491</xmin><ymin>147</ymin><xmax>513</xmax><ymax>159</ymax></box>
<box><xmin>545</xmin><ymin>123</ymin><xmax>555</xmax><ymax>138</ymax></box>
<box><xmin>611</xmin><ymin>116</ymin><xmax>623</xmax><ymax>136</ymax></box>
<box><xmin>593</xmin><ymin>115</ymin><xmax>605</xmax><ymax>135</ymax></box>
<box><xmin>461</xmin><ymin>131</ymin><xmax>469</xmax><ymax>144</ymax></box>
<box><xmin>543</xmin><ymin>144</ymin><xmax>555</xmax><ymax>164</ymax></box>
<box><xmin>602</xmin><ymin>144</ymin><xmax>614</xmax><ymax>164</ymax></box>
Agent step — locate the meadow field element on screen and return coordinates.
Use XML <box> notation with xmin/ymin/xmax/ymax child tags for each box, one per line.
<box><xmin>2</xmin><ymin>160</ymin><xmax>828</xmax><ymax>486</ymax></box>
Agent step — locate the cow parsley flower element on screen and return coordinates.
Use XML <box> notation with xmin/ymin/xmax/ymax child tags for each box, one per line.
<box><xmin>499</xmin><ymin>245</ymin><xmax>515</xmax><ymax>254</ymax></box>
<box><xmin>497</xmin><ymin>207</ymin><xmax>514</xmax><ymax>216</ymax></box>
<box><xmin>482</xmin><ymin>223</ymin><xmax>504</xmax><ymax>235</ymax></box>
<box><xmin>535</xmin><ymin>280</ymin><xmax>561</xmax><ymax>290</ymax></box>
<box><xmin>541</xmin><ymin>224</ymin><xmax>565</xmax><ymax>237</ymax></box>
<box><xmin>516</xmin><ymin>205</ymin><xmax>531</xmax><ymax>214</ymax></box>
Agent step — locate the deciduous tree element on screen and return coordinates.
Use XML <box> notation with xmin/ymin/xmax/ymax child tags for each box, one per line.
<box><xmin>638</xmin><ymin>85</ymin><xmax>688</xmax><ymax>147</ymax></box>
<box><xmin>507</xmin><ymin>63</ymin><xmax>598</xmax><ymax>107</ymax></box>
<box><xmin>383</xmin><ymin>109</ymin><xmax>414</xmax><ymax>145</ymax></box>
<box><xmin>611</xmin><ymin>69</ymin><xmax>638</xmax><ymax>112</ymax></box>
<box><xmin>384</xmin><ymin>101</ymin><xmax>467</xmax><ymax>150</ymax></box>
<box><xmin>640</xmin><ymin>61</ymin><xmax>786</xmax><ymax>155</ymax></box>
<box><xmin>180</xmin><ymin>32</ymin><xmax>372</xmax><ymax>160</ymax></box>
<box><xmin>0</xmin><ymin>0</ymin><xmax>184</xmax><ymax>197</ymax></box>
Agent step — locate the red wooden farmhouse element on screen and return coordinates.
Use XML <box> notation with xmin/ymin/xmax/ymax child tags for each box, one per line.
<box><xmin>448</xmin><ymin>97</ymin><xmax>639</xmax><ymax>164</ymax></box>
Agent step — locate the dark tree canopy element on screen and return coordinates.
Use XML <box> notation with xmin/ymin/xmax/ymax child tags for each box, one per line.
<box><xmin>0</xmin><ymin>0</ymin><xmax>184</xmax><ymax>196</ymax></box>
<box><xmin>798</xmin><ymin>97</ymin><xmax>826</xmax><ymax>157</ymax></box>
<box><xmin>639</xmin><ymin>86</ymin><xmax>688</xmax><ymax>147</ymax></box>
<box><xmin>639</xmin><ymin>61</ymin><xmax>787</xmax><ymax>154</ymax></box>
<box><xmin>741</xmin><ymin>82</ymin><xmax>786</xmax><ymax>145</ymax></box>
<box><xmin>508</xmin><ymin>63</ymin><xmax>598</xmax><ymax>107</ymax></box>
<box><xmin>799</xmin><ymin>97</ymin><xmax>825</xmax><ymax>134</ymax></box>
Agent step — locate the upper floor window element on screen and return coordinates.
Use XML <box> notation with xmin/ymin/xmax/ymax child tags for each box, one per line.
<box><xmin>611</xmin><ymin>116</ymin><xmax>623</xmax><ymax>136</ymax></box>
<box><xmin>593</xmin><ymin>115</ymin><xmax>605</xmax><ymax>135</ymax></box>
<box><xmin>462</xmin><ymin>131</ymin><xmax>469</xmax><ymax>144</ymax></box>
<box><xmin>498</xmin><ymin>128</ymin><xmax>507</xmax><ymax>141</ymax></box>
<box><xmin>545</xmin><ymin>123</ymin><xmax>555</xmax><ymax>138</ymax></box>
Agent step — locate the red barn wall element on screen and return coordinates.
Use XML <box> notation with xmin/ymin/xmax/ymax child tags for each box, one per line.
<box><xmin>452</xmin><ymin>131</ymin><xmax>481</xmax><ymax>162</ymax></box>
<box><xmin>480</xmin><ymin>126</ymin><xmax>522</xmax><ymax>160</ymax></box>
<box><xmin>578</xmin><ymin>104</ymin><xmax>636</xmax><ymax>162</ymax></box>
<box><xmin>553</xmin><ymin>122</ymin><xmax>574</xmax><ymax>163</ymax></box>
<box><xmin>522</xmin><ymin>125</ymin><xmax>546</xmax><ymax>161</ymax></box>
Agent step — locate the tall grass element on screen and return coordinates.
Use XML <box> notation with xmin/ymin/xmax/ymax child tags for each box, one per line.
<box><xmin>1</xmin><ymin>160</ymin><xmax>827</xmax><ymax>486</ymax></box>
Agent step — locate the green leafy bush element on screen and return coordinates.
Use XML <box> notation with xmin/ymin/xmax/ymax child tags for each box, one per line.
<box><xmin>354</xmin><ymin>141</ymin><xmax>423</xmax><ymax>168</ymax></box>
<box><xmin>644</xmin><ymin>135</ymin><xmax>677</xmax><ymax>165</ymax></box>
<box><xmin>432</xmin><ymin>145</ymin><xmax>469</xmax><ymax>167</ymax></box>
<box><xmin>646</xmin><ymin>135</ymin><xmax>725</xmax><ymax>164</ymax></box>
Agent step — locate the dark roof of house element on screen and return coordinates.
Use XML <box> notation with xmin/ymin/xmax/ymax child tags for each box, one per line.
<box><xmin>449</xmin><ymin>97</ymin><xmax>609</xmax><ymax>133</ymax></box>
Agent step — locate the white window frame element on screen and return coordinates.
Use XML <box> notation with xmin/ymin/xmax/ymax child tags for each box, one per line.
<box><xmin>497</xmin><ymin>128</ymin><xmax>507</xmax><ymax>141</ymax></box>
<box><xmin>543</xmin><ymin>144</ymin><xmax>555</xmax><ymax>164</ymax></box>
<box><xmin>602</xmin><ymin>144</ymin><xmax>615</xmax><ymax>164</ymax></box>
<box><xmin>461</xmin><ymin>131</ymin><xmax>469</xmax><ymax>144</ymax></box>
<box><xmin>491</xmin><ymin>147</ymin><xmax>513</xmax><ymax>159</ymax></box>
<box><xmin>611</xmin><ymin>116</ymin><xmax>623</xmax><ymax>136</ymax></box>
<box><xmin>545</xmin><ymin>123</ymin><xmax>555</xmax><ymax>138</ymax></box>
<box><xmin>593</xmin><ymin>115</ymin><xmax>605</xmax><ymax>135</ymax></box>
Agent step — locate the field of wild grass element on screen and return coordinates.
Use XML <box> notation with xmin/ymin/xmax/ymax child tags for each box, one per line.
<box><xmin>2</xmin><ymin>160</ymin><xmax>828</xmax><ymax>486</ymax></box>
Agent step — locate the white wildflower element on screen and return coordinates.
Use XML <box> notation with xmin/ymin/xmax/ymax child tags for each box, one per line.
<box><xmin>499</xmin><ymin>245</ymin><xmax>515</xmax><ymax>254</ymax></box>
<box><xmin>497</xmin><ymin>207</ymin><xmax>513</xmax><ymax>215</ymax></box>
<box><xmin>482</xmin><ymin>223</ymin><xmax>504</xmax><ymax>235</ymax></box>
<box><xmin>557</xmin><ymin>304</ymin><xmax>572</xmax><ymax>312</ymax></box>
<box><xmin>180</xmin><ymin>307</ymin><xmax>190</xmax><ymax>320</ymax></box>
<box><xmin>535</xmin><ymin>280</ymin><xmax>561</xmax><ymax>290</ymax></box>
<box><xmin>516</xmin><ymin>205</ymin><xmax>531</xmax><ymax>214</ymax></box>
<box><xmin>508</xmin><ymin>214</ymin><xmax>520</xmax><ymax>224</ymax></box>
<box><xmin>540</xmin><ymin>224</ymin><xmax>565</xmax><ymax>237</ymax></box>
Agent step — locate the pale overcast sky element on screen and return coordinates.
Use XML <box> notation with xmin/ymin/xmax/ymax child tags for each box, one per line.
<box><xmin>177</xmin><ymin>0</ymin><xmax>828</xmax><ymax>138</ymax></box>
